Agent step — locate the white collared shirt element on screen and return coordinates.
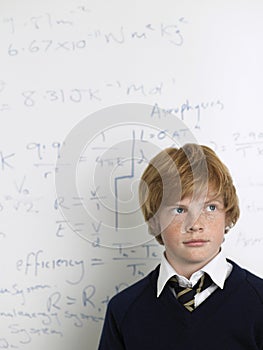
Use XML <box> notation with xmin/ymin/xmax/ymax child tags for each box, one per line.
<box><xmin>157</xmin><ymin>251</ymin><xmax>232</xmax><ymax>307</ymax></box>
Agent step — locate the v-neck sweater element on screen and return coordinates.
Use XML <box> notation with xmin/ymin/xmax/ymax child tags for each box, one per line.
<box><xmin>98</xmin><ymin>260</ymin><xmax>263</xmax><ymax>350</ymax></box>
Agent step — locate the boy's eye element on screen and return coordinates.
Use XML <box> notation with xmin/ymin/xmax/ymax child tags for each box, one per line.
<box><xmin>207</xmin><ymin>204</ymin><xmax>216</xmax><ymax>212</ymax></box>
<box><xmin>172</xmin><ymin>207</ymin><xmax>185</xmax><ymax>215</ymax></box>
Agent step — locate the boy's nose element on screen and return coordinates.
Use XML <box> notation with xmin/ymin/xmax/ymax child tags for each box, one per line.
<box><xmin>186</xmin><ymin>223</ymin><xmax>204</xmax><ymax>232</ymax></box>
<box><xmin>184</xmin><ymin>211</ymin><xmax>204</xmax><ymax>233</ymax></box>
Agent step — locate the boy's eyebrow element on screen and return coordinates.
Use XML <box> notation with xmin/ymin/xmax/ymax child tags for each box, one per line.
<box><xmin>166</xmin><ymin>202</ymin><xmax>187</xmax><ymax>208</ymax></box>
<box><xmin>172</xmin><ymin>198</ymin><xmax>224</xmax><ymax>206</ymax></box>
<box><xmin>166</xmin><ymin>196</ymin><xmax>224</xmax><ymax>207</ymax></box>
<box><xmin>204</xmin><ymin>198</ymin><xmax>224</xmax><ymax>205</ymax></box>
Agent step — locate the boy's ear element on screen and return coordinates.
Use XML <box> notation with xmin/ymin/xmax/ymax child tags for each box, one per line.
<box><xmin>225</xmin><ymin>213</ymin><xmax>232</xmax><ymax>234</ymax></box>
<box><xmin>224</xmin><ymin>226</ymin><xmax>230</xmax><ymax>234</ymax></box>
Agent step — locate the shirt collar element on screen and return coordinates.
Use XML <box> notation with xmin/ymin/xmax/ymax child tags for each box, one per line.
<box><xmin>157</xmin><ymin>250</ymin><xmax>231</xmax><ymax>297</ymax></box>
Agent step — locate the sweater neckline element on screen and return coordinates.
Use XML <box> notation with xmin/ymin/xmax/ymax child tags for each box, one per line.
<box><xmin>151</xmin><ymin>259</ymin><xmax>246</xmax><ymax>324</ymax></box>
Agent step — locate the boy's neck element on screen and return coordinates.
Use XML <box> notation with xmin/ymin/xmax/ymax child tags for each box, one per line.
<box><xmin>165</xmin><ymin>251</ymin><xmax>220</xmax><ymax>279</ymax></box>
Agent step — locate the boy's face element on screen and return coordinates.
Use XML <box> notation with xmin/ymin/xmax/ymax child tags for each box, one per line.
<box><xmin>158</xmin><ymin>186</ymin><xmax>226</xmax><ymax>275</ymax></box>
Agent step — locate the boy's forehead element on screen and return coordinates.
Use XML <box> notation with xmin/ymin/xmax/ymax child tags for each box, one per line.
<box><xmin>180</xmin><ymin>186</ymin><xmax>223</xmax><ymax>203</ymax></box>
<box><xmin>161</xmin><ymin>180</ymin><xmax>223</xmax><ymax>207</ymax></box>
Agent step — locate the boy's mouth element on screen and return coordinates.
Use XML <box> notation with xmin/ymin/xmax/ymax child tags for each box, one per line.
<box><xmin>183</xmin><ymin>239</ymin><xmax>209</xmax><ymax>247</ymax></box>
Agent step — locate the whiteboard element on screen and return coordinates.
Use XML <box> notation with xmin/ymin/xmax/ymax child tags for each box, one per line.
<box><xmin>1</xmin><ymin>0</ymin><xmax>263</xmax><ymax>349</ymax></box>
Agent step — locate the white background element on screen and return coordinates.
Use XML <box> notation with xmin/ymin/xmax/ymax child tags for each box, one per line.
<box><xmin>1</xmin><ymin>0</ymin><xmax>263</xmax><ymax>349</ymax></box>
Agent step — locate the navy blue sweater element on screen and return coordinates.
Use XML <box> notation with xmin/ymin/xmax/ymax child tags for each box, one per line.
<box><xmin>98</xmin><ymin>261</ymin><xmax>263</xmax><ymax>350</ymax></box>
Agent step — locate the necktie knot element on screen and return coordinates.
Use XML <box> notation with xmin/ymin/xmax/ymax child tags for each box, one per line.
<box><xmin>168</xmin><ymin>273</ymin><xmax>213</xmax><ymax>312</ymax></box>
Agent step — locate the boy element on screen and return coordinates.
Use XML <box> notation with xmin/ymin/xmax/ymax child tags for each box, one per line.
<box><xmin>98</xmin><ymin>143</ymin><xmax>263</xmax><ymax>350</ymax></box>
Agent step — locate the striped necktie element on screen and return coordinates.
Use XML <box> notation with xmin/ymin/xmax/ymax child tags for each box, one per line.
<box><xmin>168</xmin><ymin>273</ymin><xmax>213</xmax><ymax>312</ymax></box>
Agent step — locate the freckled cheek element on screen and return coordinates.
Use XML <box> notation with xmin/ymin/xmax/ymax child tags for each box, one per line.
<box><xmin>159</xmin><ymin>215</ymin><xmax>184</xmax><ymax>232</ymax></box>
<box><xmin>210</xmin><ymin>217</ymin><xmax>226</xmax><ymax>231</ymax></box>
<box><xmin>161</xmin><ymin>217</ymin><xmax>181</xmax><ymax>231</ymax></box>
<box><xmin>162</xmin><ymin>235</ymin><xmax>181</xmax><ymax>251</ymax></box>
<box><xmin>161</xmin><ymin>223</ymin><xmax>183</xmax><ymax>244</ymax></box>
<box><xmin>208</xmin><ymin>224</ymin><xmax>226</xmax><ymax>244</ymax></box>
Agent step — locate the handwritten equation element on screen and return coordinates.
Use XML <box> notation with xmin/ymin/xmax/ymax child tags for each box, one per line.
<box><xmin>210</xmin><ymin>131</ymin><xmax>263</xmax><ymax>158</ymax></box>
<box><xmin>0</xmin><ymin>82</ymin><xmax>224</xmax><ymax>133</ymax></box>
<box><xmin>3</xmin><ymin>13</ymin><xmax>188</xmax><ymax>53</ymax></box>
<box><xmin>0</xmin><ymin>242</ymin><xmax>161</xmax><ymax>348</ymax></box>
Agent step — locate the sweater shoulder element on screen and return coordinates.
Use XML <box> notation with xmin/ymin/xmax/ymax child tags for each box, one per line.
<box><xmin>244</xmin><ymin>268</ymin><xmax>263</xmax><ymax>303</ymax></box>
<box><xmin>107</xmin><ymin>265</ymin><xmax>159</xmax><ymax>320</ymax></box>
<box><xmin>230</xmin><ymin>260</ymin><xmax>263</xmax><ymax>303</ymax></box>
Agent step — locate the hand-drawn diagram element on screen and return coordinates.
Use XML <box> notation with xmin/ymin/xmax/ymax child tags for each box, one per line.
<box><xmin>55</xmin><ymin>103</ymin><xmax>198</xmax><ymax>248</ymax></box>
